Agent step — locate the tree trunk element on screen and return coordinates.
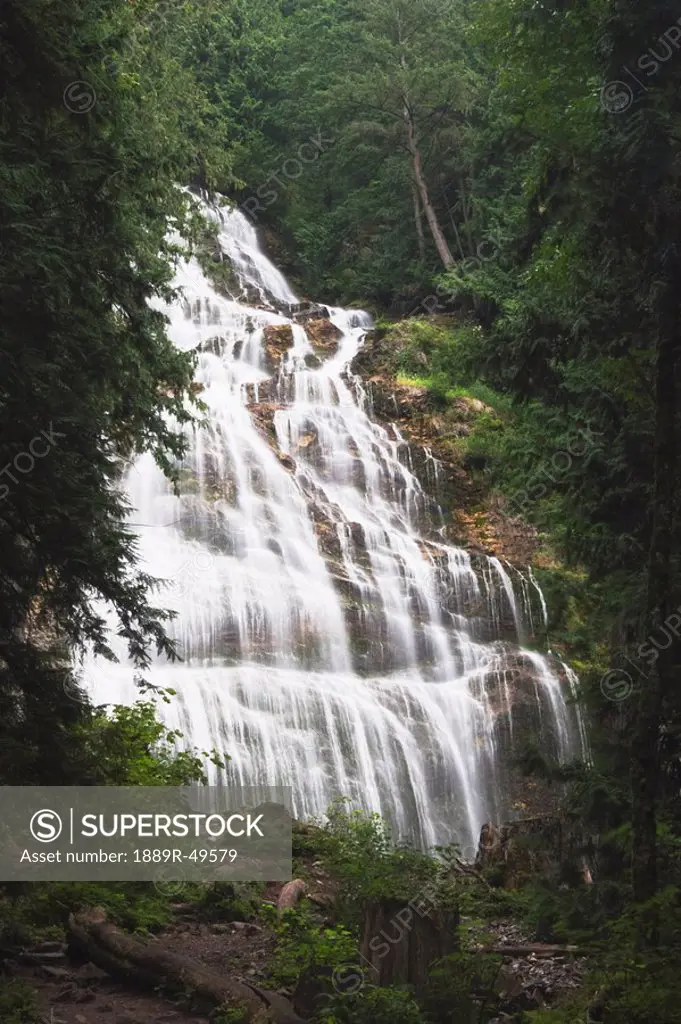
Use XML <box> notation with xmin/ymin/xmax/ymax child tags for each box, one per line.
<box><xmin>403</xmin><ymin>100</ymin><xmax>454</xmax><ymax>268</ymax></box>
<box><xmin>412</xmin><ymin>182</ymin><xmax>426</xmax><ymax>260</ymax></box>
<box><xmin>67</xmin><ymin>907</ymin><xmax>303</xmax><ymax>1023</ymax></box>
<box><xmin>359</xmin><ymin>897</ymin><xmax>458</xmax><ymax>993</ymax></box>
<box><xmin>630</xmin><ymin>329</ymin><xmax>679</xmax><ymax>933</ymax></box>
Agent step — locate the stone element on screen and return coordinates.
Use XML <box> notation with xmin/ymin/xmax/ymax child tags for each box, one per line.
<box><xmin>263</xmin><ymin>324</ymin><xmax>294</xmax><ymax>372</ymax></box>
<box><xmin>303</xmin><ymin>316</ymin><xmax>342</xmax><ymax>354</ymax></box>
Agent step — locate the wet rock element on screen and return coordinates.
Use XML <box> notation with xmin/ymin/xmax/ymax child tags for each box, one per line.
<box><xmin>291</xmin><ymin>301</ymin><xmax>330</xmax><ymax>320</ymax></box>
<box><xmin>245</xmin><ymin>377</ymin><xmax>279</xmax><ymax>405</ymax></box>
<box><xmin>276</xmin><ymin>451</ymin><xmax>296</xmax><ymax>472</ymax></box>
<box><xmin>249</xmin><ymin>401</ymin><xmax>283</xmax><ymax>441</ymax></box>
<box><xmin>289</xmin><ymin>303</ymin><xmax>342</xmax><ymax>356</ymax></box>
<box><xmin>304</xmin><ymin>316</ymin><xmax>342</xmax><ymax>355</ymax></box>
<box><xmin>263</xmin><ymin>324</ymin><xmax>294</xmax><ymax>372</ymax></box>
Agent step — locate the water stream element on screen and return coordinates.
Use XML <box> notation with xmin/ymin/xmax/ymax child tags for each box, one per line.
<box><xmin>86</xmin><ymin>194</ymin><xmax>583</xmax><ymax>856</ymax></box>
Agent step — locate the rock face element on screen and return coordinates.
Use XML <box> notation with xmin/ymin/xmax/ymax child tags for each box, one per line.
<box><xmin>238</xmin><ymin>321</ymin><xmax>579</xmax><ymax>782</ymax></box>
<box><xmin>289</xmin><ymin>301</ymin><xmax>329</xmax><ymax>319</ymax></box>
<box><xmin>304</xmin><ymin>315</ymin><xmax>342</xmax><ymax>354</ymax></box>
<box><xmin>291</xmin><ymin>304</ymin><xmax>343</xmax><ymax>356</ymax></box>
<box><xmin>248</xmin><ymin>401</ymin><xmax>282</xmax><ymax>442</ymax></box>
<box><xmin>350</xmin><ymin>326</ymin><xmax>541</xmax><ymax>565</ymax></box>
<box><xmin>263</xmin><ymin>324</ymin><xmax>294</xmax><ymax>372</ymax></box>
<box><xmin>476</xmin><ymin>818</ymin><xmax>593</xmax><ymax>890</ymax></box>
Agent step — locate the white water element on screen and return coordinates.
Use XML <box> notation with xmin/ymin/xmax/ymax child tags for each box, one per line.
<box><xmin>86</xmin><ymin>194</ymin><xmax>583</xmax><ymax>857</ymax></box>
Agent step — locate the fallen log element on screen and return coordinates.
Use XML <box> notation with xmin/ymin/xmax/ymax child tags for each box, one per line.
<box><xmin>68</xmin><ymin>907</ymin><xmax>304</xmax><ymax>1023</ymax></box>
<box><xmin>277</xmin><ymin>880</ymin><xmax>307</xmax><ymax>914</ymax></box>
<box><xmin>483</xmin><ymin>944</ymin><xmax>582</xmax><ymax>956</ymax></box>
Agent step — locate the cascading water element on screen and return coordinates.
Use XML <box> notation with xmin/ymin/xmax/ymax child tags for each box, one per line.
<box><xmin>86</xmin><ymin>193</ymin><xmax>584</xmax><ymax>857</ymax></box>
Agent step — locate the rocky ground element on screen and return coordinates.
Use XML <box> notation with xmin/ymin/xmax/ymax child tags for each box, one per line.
<box><xmin>6</xmin><ymin>896</ymin><xmax>283</xmax><ymax>1024</ymax></box>
<box><xmin>4</xmin><ymin>871</ymin><xmax>590</xmax><ymax>1024</ymax></box>
<box><xmin>481</xmin><ymin>919</ymin><xmax>588</xmax><ymax>1017</ymax></box>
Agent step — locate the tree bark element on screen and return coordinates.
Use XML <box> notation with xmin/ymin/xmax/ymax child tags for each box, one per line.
<box><xmin>630</xmin><ymin>329</ymin><xmax>679</xmax><ymax>932</ymax></box>
<box><xmin>67</xmin><ymin>907</ymin><xmax>304</xmax><ymax>1023</ymax></box>
<box><xmin>411</xmin><ymin>182</ymin><xmax>426</xmax><ymax>260</ymax></box>
<box><xmin>359</xmin><ymin>897</ymin><xmax>458</xmax><ymax>993</ymax></box>
<box><xmin>403</xmin><ymin>100</ymin><xmax>454</xmax><ymax>268</ymax></box>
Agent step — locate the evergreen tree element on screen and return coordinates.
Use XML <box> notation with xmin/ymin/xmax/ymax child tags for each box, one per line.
<box><xmin>0</xmin><ymin>0</ymin><xmax>235</xmax><ymax>783</ymax></box>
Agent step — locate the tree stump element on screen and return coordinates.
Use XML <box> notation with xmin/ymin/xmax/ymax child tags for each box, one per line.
<box><xmin>359</xmin><ymin>896</ymin><xmax>458</xmax><ymax>993</ymax></box>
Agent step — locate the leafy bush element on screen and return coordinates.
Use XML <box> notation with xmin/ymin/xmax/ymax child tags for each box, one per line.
<box><xmin>262</xmin><ymin>902</ymin><xmax>357</xmax><ymax>988</ymax></box>
<box><xmin>71</xmin><ymin>700</ymin><xmax>228</xmax><ymax>786</ymax></box>
<box><xmin>316</xmin><ymin>802</ymin><xmax>438</xmax><ymax>927</ymax></box>
<box><xmin>0</xmin><ymin>983</ymin><xmax>42</xmax><ymax>1024</ymax></box>
<box><xmin>198</xmin><ymin>882</ymin><xmax>264</xmax><ymax>922</ymax></box>
<box><xmin>0</xmin><ymin>880</ymin><xmax>194</xmax><ymax>938</ymax></box>
<box><xmin>316</xmin><ymin>985</ymin><xmax>427</xmax><ymax>1024</ymax></box>
<box><xmin>424</xmin><ymin>949</ymin><xmax>504</xmax><ymax>1024</ymax></box>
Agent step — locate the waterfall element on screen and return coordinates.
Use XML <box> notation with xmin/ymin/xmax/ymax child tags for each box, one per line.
<box><xmin>85</xmin><ymin>193</ymin><xmax>584</xmax><ymax>858</ymax></box>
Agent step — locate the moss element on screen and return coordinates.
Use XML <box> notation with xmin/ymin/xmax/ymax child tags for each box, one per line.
<box><xmin>194</xmin><ymin>224</ymin><xmax>242</xmax><ymax>299</ymax></box>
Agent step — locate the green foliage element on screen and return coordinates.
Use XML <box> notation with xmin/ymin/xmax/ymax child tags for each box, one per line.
<box><xmin>0</xmin><ymin>982</ymin><xmax>42</xmax><ymax>1024</ymax></box>
<box><xmin>316</xmin><ymin>985</ymin><xmax>427</xmax><ymax>1024</ymax></box>
<box><xmin>212</xmin><ymin>1003</ymin><xmax>251</xmax><ymax>1024</ymax></box>
<box><xmin>424</xmin><ymin>949</ymin><xmax>503</xmax><ymax>1024</ymax></box>
<box><xmin>392</xmin><ymin>320</ymin><xmax>479</xmax><ymax>384</ymax></box>
<box><xmin>0</xmin><ymin>879</ymin><xmax>186</xmax><ymax>939</ymax></box>
<box><xmin>262</xmin><ymin>901</ymin><xmax>357</xmax><ymax>989</ymax></box>
<box><xmin>231</xmin><ymin>0</ymin><xmax>484</xmax><ymax>305</ymax></box>
<box><xmin>0</xmin><ymin>696</ymin><xmax>219</xmax><ymax>945</ymax></box>
<box><xmin>198</xmin><ymin>882</ymin><xmax>264</xmax><ymax>923</ymax></box>
<box><xmin>0</xmin><ymin>0</ymin><xmax>242</xmax><ymax>788</ymax></box>
<box><xmin>70</xmin><ymin>699</ymin><xmax>228</xmax><ymax>786</ymax></box>
<box><xmin>314</xmin><ymin>802</ymin><xmax>438</xmax><ymax>927</ymax></box>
